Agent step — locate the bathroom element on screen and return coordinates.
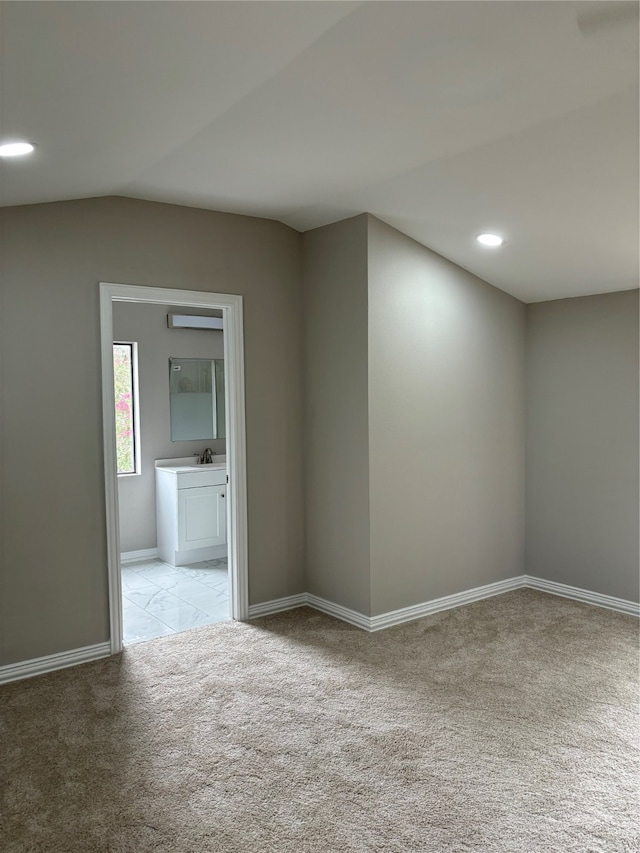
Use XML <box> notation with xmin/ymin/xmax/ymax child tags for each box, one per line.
<box><xmin>113</xmin><ymin>301</ymin><xmax>229</xmax><ymax>644</ymax></box>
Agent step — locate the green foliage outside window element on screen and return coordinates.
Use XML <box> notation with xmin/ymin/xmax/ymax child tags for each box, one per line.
<box><xmin>113</xmin><ymin>343</ymin><xmax>135</xmax><ymax>474</ymax></box>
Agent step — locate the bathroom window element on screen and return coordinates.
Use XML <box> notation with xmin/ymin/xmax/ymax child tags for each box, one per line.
<box><xmin>113</xmin><ymin>342</ymin><xmax>140</xmax><ymax>476</ymax></box>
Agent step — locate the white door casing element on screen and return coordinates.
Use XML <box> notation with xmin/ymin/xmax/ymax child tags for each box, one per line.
<box><xmin>99</xmin><ymin>282</ymin><xmax>249</xmax><ymax>654</ymax></box>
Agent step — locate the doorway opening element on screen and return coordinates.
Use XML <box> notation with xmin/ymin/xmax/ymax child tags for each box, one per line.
<box><xmin>100</xmin><ymin>283</ymin><xmax>249</xmax><ymax>654</ymax></box>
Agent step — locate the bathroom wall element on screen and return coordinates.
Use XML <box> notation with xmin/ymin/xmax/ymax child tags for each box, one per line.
<box><xmin>367</xmin><ymin>217</ymin><xmax>527</xmax><ymax>615</ymax></box>
<box><xmin>302</xmin><ymin>215</ymin><xmax>372</xmax><ymax>614</ymax></box>
<box><xmin>0</xmin><ymin>196</ymin><xmax>304</xmax><ymax>665</ymax></box>
<box><xmin>526</xmin><ymin>290</ymin><xmax>640</xmax><ymax>602</ymax></box>
<box><xmin>112</xmin><ymin>302</ymin><xmax>225</xmax><ymax>553</ymax></box>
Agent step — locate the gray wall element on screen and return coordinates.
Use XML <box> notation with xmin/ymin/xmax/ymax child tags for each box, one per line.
<box><xmin>0</xmin><ymin>197</ymin><xmax>304</xmax><ymax>665</ymax></box>
<box><xmin>526</xmin><ymin>290</ymin><xmax>639</xmax><ymax>602</ymax></box>
<box><xmin>367</xmin><ymin>217</ymin><xmax>527</xmax><ymax>614</ymax></box>
<box><xmin>1</xmin><ymin>196</ymin><xmax>636</xmax><ymax>670</ymax></box>
<box><xmin>113</xmin><ymin>302</ymin><xmax>225</xmax><ymax>553</ymax></box>
<box><xmin>302</xmin><ymin>216</ymin><xmax>372</xmax><ymax>614</ymax></box>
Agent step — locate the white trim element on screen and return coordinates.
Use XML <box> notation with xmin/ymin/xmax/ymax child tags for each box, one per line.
<box><xmin>248</xmin><ymin>593</ymin><xmax>370</xmax><ymax>629</ymax></box>
<box><xmin>305</xmin><ymin>594</ymin><xmax>372</xmax><ymax>630</ymax></box>
<box><xmin>4</xmin><ymin>577</ymin><xmax>637</xmax><ymax>684</ymax></box>
<box><xmin>100</xmin><ymin>282</ymin><xmax>249</xmax><ymax>656</ymax></box>
<box><xmin>525</xmin><ymin>575</ymin><xmax>640</xmax><ymax>617</ymax></box>
<box><xmin>221</xmin><ymin>288</ymin><xmax>249</xmax><ymax>624</ymax></box>
<box><xmin>99</xmin><ymin>288</ymin><xmax>123</xmax><ymax>655</ymax></box>
<box><xmin>0</xmin><ymin>642</ymin><xmax>111</xmax><ymax>685</ymax></box>
<box><xmin>248</xmin><ymin>594</ymin><xmax>308</xmax><ymax>619</ymax></box>
<box><xmin>369</xmin><ymin>575</ymin><xmax>528</xmax><ymax>631</ymax></box>
<box><xmin>130</xmin><ymin>340</ymin><xmax>142</xmax><ymax>475</ymax></box>
<box><xmin>248</xmin><ymin>592</ymin><xmax>371</xmax><ymax>628</ymax></box>
<box><xmin>247</xmin><ymin>575</ymin><xmax>638</xmax><ymax>630</ymax></box>
<box><xmin>305</xmin><ymin>578</ymin><xmax>527</xmax><ymax>632</ymax></box>
<box><xmin>121</xmin><ymin>548</ymin><xmax>159</xmax><ymax>565</ymax></box>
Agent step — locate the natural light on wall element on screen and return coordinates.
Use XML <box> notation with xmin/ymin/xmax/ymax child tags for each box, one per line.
<box><xmin>113</xmin><ymin>342</ymin><xmax>139</xmax><ymax>475</ymax></box>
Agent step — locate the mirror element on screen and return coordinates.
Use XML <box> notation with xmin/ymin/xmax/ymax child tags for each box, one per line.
<box><xmin>169</xmin><ymin>358</ymin><xmax>225</xmax><ymax>441</ymax></box>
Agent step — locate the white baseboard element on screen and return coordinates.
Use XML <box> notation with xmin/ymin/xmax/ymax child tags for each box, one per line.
<box><xmin>248</xmin><ymin>594</ymin><xmax>307</xmax><ymax>619</ymax></box>
<box><xmin>306</xmin><ymin>594</ymin><xmax>372</xmax><ymax>631</ymax></box>
<box><xmin>248</xmin><ymin>579</ymin><xmax>526</xmax><ymax>632</ymax></box>
<box><xmin>248</xmin><ymin>574</ymin><xmax>638</xmax><ymax>630</ymax></box>
<box><xmin>4</xmin><ymin>577</ymin><xmax>636</xmax><ymax>686</ymax></box>
<box><xmin>525</xmin><ymin>575</ymin><xmax>640</xmax><ymax>617</ymax></box>
<box><xmin>121</xmin><ymin>547</ymin><xmax>158</xmax><ymax>564</ymax></box>
<box><xmin>0</xmin><ymin>641</ymin><xmax>112</xmax><ymax>685</ymax></box>
<box><xmin>248</xmin><ymin>592</ymin><xmax>371</xmax><ymax>630</ymax></box>
<box><xmin>369</xmin><ymin>575</ymin><xmax>528</xmax><ymax>631</ymax></box>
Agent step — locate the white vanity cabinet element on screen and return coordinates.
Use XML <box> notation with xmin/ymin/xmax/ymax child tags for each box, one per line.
<box><xmin>156</xmin><ymin>458</ymin><xmax>227</xmax><ymax>566</ymax></box>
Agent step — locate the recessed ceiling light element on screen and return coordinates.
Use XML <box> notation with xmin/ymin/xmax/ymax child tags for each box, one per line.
<box><xmin>476</xmin><ymin>233</ymin><xmax>504</xmax><ymax>247</ymax></box>
<box><xmin>0</xmin><ymin>141</ymin><xmax>36</xmax><ymax>158</ymax></box>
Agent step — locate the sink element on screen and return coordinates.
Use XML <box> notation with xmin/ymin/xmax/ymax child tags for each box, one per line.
<box><xmin>166</xmin><ymin>463</ymin><xmax>226</xmax><ymax>473</ymax></box>
<box><xmin>185</xmin><ymin>463</ymin><xmax>225</xmax><ymax>471</ymax></box>
<box><xmin>190</xmin><ymin>456</ymin><xmax>226</xmax><ymax>470</ymax></box>
<box><xmin>155</xmin><ymin>455</ymin><xmax>226</xmax><ymax>474</ymax></box>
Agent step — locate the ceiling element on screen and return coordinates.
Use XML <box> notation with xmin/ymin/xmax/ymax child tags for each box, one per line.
<box><xmin>0</xmin><ymin>1</ymin><xmax>638</xmax><ymax>303</ymax></box>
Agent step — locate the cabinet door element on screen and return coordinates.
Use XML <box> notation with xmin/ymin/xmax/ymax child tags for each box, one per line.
<box><xmin>178</xmin><ymin>484</ymin><xmax>226</xmax><ymax>551</ymax></box>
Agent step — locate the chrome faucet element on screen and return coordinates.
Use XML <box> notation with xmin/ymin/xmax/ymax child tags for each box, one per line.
<box><xmin>200</xmin><ymin>448</ymin><xmax>215</xmax><ymax>464</ymax></box>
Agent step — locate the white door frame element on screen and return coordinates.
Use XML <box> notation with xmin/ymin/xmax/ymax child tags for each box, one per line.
<box><xmin>99</xmin><ymin>282</ymin><xmax>249</xmax><ymax>655</ymax></box>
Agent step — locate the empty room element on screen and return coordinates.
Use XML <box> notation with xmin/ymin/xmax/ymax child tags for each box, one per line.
<box><xmin>0</xmin><ymin>2</ymin><xmax>638</xmax><ymax>852</ymax></box>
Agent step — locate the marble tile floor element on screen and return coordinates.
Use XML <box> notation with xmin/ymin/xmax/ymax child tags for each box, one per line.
<box><xmin>121</xmin><ymin>557</ymin><xmax>229</xmax><ymax>645</ymax></box>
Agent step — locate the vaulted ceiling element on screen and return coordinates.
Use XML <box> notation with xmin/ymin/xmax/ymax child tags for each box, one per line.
<box><xmin>1</xmin><ymin>1</ymin><xmax>638</xmax><ymax>302</ymax></box>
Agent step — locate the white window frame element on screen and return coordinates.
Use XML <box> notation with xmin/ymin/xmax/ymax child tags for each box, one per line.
<box><xmin>113</xmin><ymin>340</ymin><xmax>141</xmax><ymax>477</ymax></box>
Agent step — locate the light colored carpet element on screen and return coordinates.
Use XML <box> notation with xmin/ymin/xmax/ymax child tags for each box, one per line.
<box><xmin>1</xmin><ymin>589</ymin><xmax>638</xmax><ymax>852</ymax></box>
